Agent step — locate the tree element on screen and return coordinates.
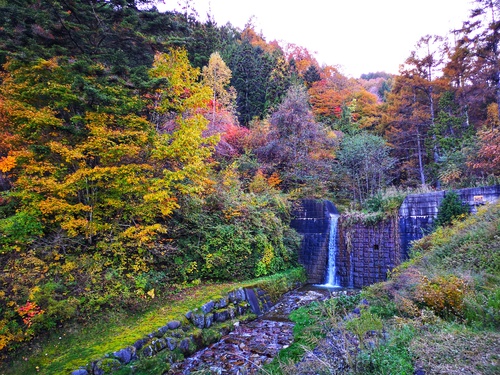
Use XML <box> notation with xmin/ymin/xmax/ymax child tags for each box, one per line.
<box><xmin>435</xmin><ymin>191</ymin><xmax>469</xmax><ymax>227</ymax></box>
<box><xmin>229</xmin><ymin>39</ymin><xmax>268</xmax><ymax>125</ymax></box>
<box><xmin>337</xmin><ymin>132</ymin><xmax>395</xmax><ymax>202</ymax></box>
<box><xmin>303</xmin><ymin>64</ymin><xmax>321</xmax><ymax>87</ymax></box>
<box><xmin>257</xmin><ymin>85</ymin><xmax>337</xmax><ymax>195</ymax></box>
<box><xmin>202</xmin><ymin>51</ymin><xmax>235</xmax><ymax>120</ymax></box>
<box><xmin>467</xmin><ymin>0</ymin><xmax>500</xmax><ymax>121</ymax></box>
<box><xmin>265</xmin><ymin>49</ymin><xmax>292</xmax><ymax>113</ymax></box>
<box><xmin>147</xmin><ymin>48</ymin><xmax>217</xmax><ymax>209</ymax></box>
<box><xmin>469</xmin><ymin>110</ymin><xmax>500</xmax><ymax>176</ymax></box>
<box><xmin>384</xmin><ymin>36</ymin><xmax>449</xmax><ymax>188</ymax></box>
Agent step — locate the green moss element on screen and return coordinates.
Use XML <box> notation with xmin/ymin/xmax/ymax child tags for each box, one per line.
<box><xmin>1</xmin><ymin>268</ymin><xmax>304</xmax><ymax>375</ymax></box>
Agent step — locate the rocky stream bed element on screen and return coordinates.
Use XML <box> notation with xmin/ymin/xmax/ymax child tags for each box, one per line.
<box><xmin>166</xmin><ymin>286</ymin><xmax>352</xmax><ymax>375</ymax></box>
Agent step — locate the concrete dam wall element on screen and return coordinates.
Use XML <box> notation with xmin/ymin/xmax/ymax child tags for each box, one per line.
<box><xmin>399</xmin><ymin>185</ymin><xmax>500</xmax><ymax>258</ymax></box>
<box><xmin>289</xmin><ymin>199</ymin><xmax>338</xmax><ymax>284</ymax></box>
<box><xmin>292</xmin><ymin>185</ymin><xmax>500</xmax><ymax>287</ymax></box>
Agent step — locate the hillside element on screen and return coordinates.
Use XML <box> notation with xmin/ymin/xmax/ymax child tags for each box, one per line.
<box><xmin>271</xmin><ymin>202</ymin><xmax>499</xmax><ymax>374</ymax></box>
<box><xmin>0</xmin><ymin>0</ymin><xmax>499</xmax><ymax>372</ymax></box>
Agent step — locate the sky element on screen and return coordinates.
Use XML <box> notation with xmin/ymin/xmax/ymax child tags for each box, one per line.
<box><xmin>158</xmin><ymin>0</ymin><xmax>474</xmax><ymax>78</ymax></box>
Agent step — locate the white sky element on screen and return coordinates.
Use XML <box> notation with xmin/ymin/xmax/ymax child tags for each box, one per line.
<box><xmin>158</xmin><ymin>0</ymin><xmax>474</xmax><ymax>78</ymax></box>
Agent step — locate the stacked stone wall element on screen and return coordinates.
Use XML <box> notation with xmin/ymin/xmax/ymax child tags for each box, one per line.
<box><xmin>70</xmin><ymin>270</ymin><xmax>305</xmax><ymax>375</ymax></box>
<box><xmin>399</xmin><ymin>185</ymin><xmax>500</xmax><ymax>257</ymax></box>
<box><xmin>290</xmin><ymin>199</ymin><xmax>338</xmax><ymax>283</ymax></box>
<box><xmin>337</xmin><ymin>218</ymin><xmax>399</xmax><ymax>288</ymax></box>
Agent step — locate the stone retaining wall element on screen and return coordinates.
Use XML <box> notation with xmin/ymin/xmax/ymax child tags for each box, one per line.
<box><xmin>290</xmin><ymin>199</ymin><xmax>338</xmax><ymax>283</ymax></box>
<box><xmin>399</xmin><ymin>185</ymin><xmax>500</xmax><ymax>257</ymax></box>
<box><xmin>70</xmin><ymin>270</ymin><xmax>304</xmax><ymax>375</ymax></box>
<box><xmin>337</xmin><ymin>218</ymin><xmax>399</xmax><ymax>288</ymax></box>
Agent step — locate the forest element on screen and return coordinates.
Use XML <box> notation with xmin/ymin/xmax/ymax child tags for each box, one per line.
<box><xmin>0</xmin><ymin>0</ymin><xmax>499</xmax><ymax>366</ymax></box>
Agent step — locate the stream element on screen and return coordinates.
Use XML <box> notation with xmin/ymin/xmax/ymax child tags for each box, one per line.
<box><xmin>167</xmin><ymin>285</ymin><xmax>353</xmax><ymax>375</ymax></box>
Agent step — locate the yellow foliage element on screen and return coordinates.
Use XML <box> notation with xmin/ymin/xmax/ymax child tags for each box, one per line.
<box><xmin>248</xmin><ymin>170</ymin><xmax>268</xmax><ymax>194</ymax></box>
<box><xmin>147</xmin><ymin>289</ymin><xmax>155</xmax><ymax>299</ymax></box>
<box><xmin>261</xmin><ymin>243</ymin><xmax>275</xmax><ymax>268</ymax></box>
<box><xmin>415</xmin><ymin>275</ymin><xmax>469</xmax><ymax>319</ymax></box>
<box><xmin>223</xmin><ymin>207</ymin><xmax>242</xmax><ymax>220</ymax></box>
<box><xmin>120</xmin><ymin>224</ymin><xmax>166</xmax><ymax>246</ymax></box>
<box><xmin>0</xmin><ymin>320</ymin><xmax>14</xmax><ymax>351</ymax></box>
<box><xmin>0</xmin><ymin>155</ymin><xmax>16</xmax><ymax>172</ymax></box>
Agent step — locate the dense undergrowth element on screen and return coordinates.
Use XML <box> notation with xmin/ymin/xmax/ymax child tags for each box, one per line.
<box><xmin>268</xmin><ymin>202</ymin><xmax>500</xmax><ymax>374</ymax></box>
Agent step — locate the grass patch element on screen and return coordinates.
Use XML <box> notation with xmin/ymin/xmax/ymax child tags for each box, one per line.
<box><xmin>263</xmin><ymin>293</ymin><xmax>362</xmax><ymax>374</ymax></box>
<box><xmin>0</xmin><ymin>268</ymin><xmax>305</xmax><ymax>375</ymax></box>
<box><xmin>354</xmin><ymin>324</ymin><xmax>415</xmax><ymax>375</ymax></box>
<box><xmin>262</xmin><ymin>301</ymin><xmax>325</xmax><ymax>374</ymax></box>
<box><xmin>410</xmin><ymin>325</ymin><xmax>500</xmax><ymax>375</ymax></box>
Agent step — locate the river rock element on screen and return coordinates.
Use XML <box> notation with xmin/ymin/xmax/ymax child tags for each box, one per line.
<box><xmin>91</xmin><ymin>358</ymin><xmax>121</xmax><ymax>375</ymax></box>
<box><xmin>141</xmin><ymin>345</ymin><xmax>154</xmax><ymax>358</ymax></box>
<box><xmin>179</xmin><ymin>337</ymin><xmax>191</xmax><ymax>354</ymax></box>
<box><xmin>201</xmin><ymin>300</ymin><xmax>215</xmax><ymax>314</ymax></box>
<box><xmin>133</xmin><ymin>338</ymin><xmax>146</xmax><ymax>351</ymax></box>
<box><xmin>205</xmin><ymin>312</ymin><xmax>214</xmax><ymax>328</ymax></box>
<box><xmin>217</xmin><ymin>297</ymin><xmax>228</xmax><ymax>308</ymax></box>
<box><xmin>156</xmin><ymin>325</ymin><xmax>168</xmax><ymax>337</ymax></box>
<box><xmin>214</xmin><ymin>309</ymin><xmax>229</xmax><ymax>322</ymax></box>
<box><xmin>166</xmin><ymin>337</ymin><xmax>177</xmax><ymax>351</ymax></box>
<box><xmin>113</xmin><ymin>346</ymin><xmax>136</xmax><ymax>364</ymax></box>
<box><xmin>227</xmin><ymin>290</ymin><xmax>237</xmax><ymax>303</ymax></box>
<box><xmin>190</xmin><ymin>311</ymin><xmax>205</xmax><ymax>328</ymax></box>
<box><xmin>167</xmin><ymin>320</ymin><xmax>181</xmax><ymax>330</ymax></box>
<box><xmin>71</xmin><ymin>369</ymin><xmax>88</xmax><ymax>375</ymax></box>
<box><xmin>152</xmin><ymin>338</ymin><xmax>167</xmax><ymax>352</ymax></box>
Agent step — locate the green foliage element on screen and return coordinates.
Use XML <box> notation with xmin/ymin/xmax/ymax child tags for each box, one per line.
<box><xmin>0</xmin><ymin>211</ymin><xmax>42</xmax><ymax>252</ymax></box>
<box><xmin>337</xmin><ymin>132</ymin><xmax>396</xmax><ymax>203</ymax></box>
<box><xmin>463</xmin><ymin>284</ymin><xmax>500</xmax><ymax>329</ymax></box>
<box><xmin>171</xmin><ymin>164</ymin><xmax>299</xmax><ymax>283</ymax></box>
<box><xmin>355</xmin><ymin>325</ymin><xmax>415</xmax><ymax>375</ymax></box>
<box><xmin>265</xmin><ymin>301</ymin><xmax>325</xmax><ymax>372</ymax></box>
<box><xmin>345</xmin><ymin>308</ymin><xmax>383</xmax><ymax>348</ymax></box>
<box><xmin>333</xmin><ymin>293</ymin><xmax>362</xmax><ymax>313</ymax></box>
<box><xmin>435</xmin><ymin>191</ymin><xmax>469</xmax><ymax>227</ymax></box>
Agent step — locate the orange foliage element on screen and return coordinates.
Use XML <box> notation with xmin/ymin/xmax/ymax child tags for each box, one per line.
<box><xmin>469</xmin><ymin>103</ymin><xmax>500</xmax><ymax>176</ymax></box>
<box><xmin>283</xmin><ymin>43</ymin><xmax>318</xmax><ymax>76</ymax></box>
<box><xmin>241</xmin><ymin>27</ymin><xmax>279</xmax><ymax>53</ymax></box>
<box><xmin>16</xmin><ymin>301</ymin><xmax>44</xmax><ymax>328</ymax></box>
<box><xmin>267</xmin><ymin>172</ymin><xmax>282</xmax><ymax>188</ymax></box>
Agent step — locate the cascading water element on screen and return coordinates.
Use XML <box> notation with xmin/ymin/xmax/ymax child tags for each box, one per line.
<box><xmin>324</xmin><ymin>213</ymin><xmax>341</xmax><ymax>287</ymax></box>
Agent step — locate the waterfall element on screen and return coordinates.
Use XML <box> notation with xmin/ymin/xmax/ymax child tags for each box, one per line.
<box><xmin>324</xmin><ymin>213</ymin><xmax>341</xmax><ymax>287</ymax></box>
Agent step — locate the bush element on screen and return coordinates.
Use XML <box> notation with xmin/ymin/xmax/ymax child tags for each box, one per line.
<box><xmin>355</xmin><ymin>324</ymin><xmax>415</xmax><ymax>375</ymax></box>
<box><xmin>415</xmin><ymin>274</ymin><xmax>469</xmax><ymax>320</ymax></box>
<box><xmin>435</xmin><ymin>191</ymin><xmax>469</xmax><ymax>227</ymax></box>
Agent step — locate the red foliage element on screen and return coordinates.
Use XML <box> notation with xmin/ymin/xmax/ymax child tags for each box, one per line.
<box><xmin>16</xmin><ymin>301</ymin><xmax>44</xmax><ymax>328</ymax></box>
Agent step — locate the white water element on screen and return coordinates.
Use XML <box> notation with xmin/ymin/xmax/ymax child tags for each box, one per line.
<box><xmin>323</xmin><ymin>213</ymin><xmax>341</xmax><ymax>287</ymax></box>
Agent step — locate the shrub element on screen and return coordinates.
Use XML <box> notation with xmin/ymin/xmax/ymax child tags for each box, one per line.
<box><xmin>355</xmin><ymin>324</ymin><xmax>415</xmax><ymax>375</ymax></box>
<box><xmin>415</xmin><ymin>275</ymin><xmax>469</xmax><ymax>320</ymax></box>
<box><xmin>435</xmin><ymin>191</ymin><xmax>469</xmax><ymax>227</ymax></box>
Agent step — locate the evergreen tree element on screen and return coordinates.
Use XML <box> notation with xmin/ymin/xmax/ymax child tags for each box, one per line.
<box><xmin>435</xmin><ymin>191</ymin><xmax>469</xmax><ymax>227</ymax></box>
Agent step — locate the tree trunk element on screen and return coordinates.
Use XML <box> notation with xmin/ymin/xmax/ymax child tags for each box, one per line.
<box><xmin>416</xmin><ymin>127</ymin><xmax>426</xmax><ymax>187</ymax></box>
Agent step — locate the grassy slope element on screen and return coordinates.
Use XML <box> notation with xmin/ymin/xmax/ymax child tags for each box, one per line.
<box><xmin>358</xmin><ymin>201</ymin><xmax>500</xmax><ymax>374</ymax></box>
<box><xmin>0</xmin><ymin>268</ymin><xmax>305</xmax><ymax>375</ymax></box>
<box><xmin>268</xmin><ymin>202</ymin><xmax>500</xmax><ymax>375</ymax></box>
